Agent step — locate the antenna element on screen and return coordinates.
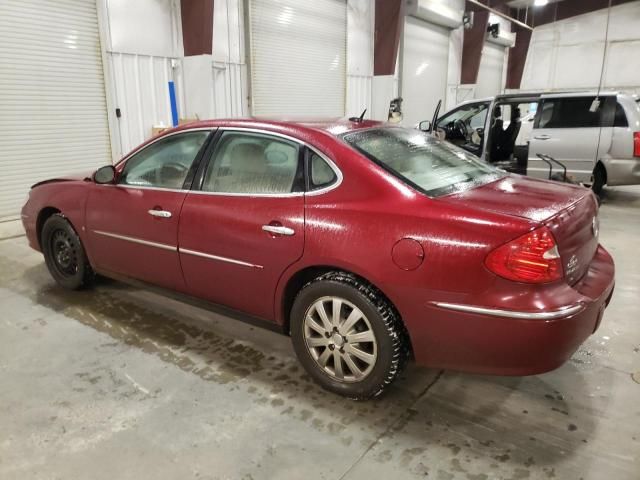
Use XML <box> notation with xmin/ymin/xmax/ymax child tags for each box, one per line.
<box><xmin>348</xmin><ymin>109</ymin><xmax>367</xmax><ymax>123</ymax></box>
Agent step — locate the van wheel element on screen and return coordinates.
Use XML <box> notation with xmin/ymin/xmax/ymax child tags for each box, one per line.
<box><xmin>592</xmin><ymin>164</ymin><xmax>606</xmax><ymax>195</ymax></box>
<box><xmin>290</xmin><ymin>272</ymin><xmax>410</xmax><ymax>400</ymax></box>
<box><xmin>41</xmin><ymin>214</ymin><xmax>95</xmax><ymax>290</ymax></box>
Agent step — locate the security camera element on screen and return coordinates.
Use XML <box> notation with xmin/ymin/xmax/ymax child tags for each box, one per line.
<box><xmin>487</xmin><ymin>23</ymin><xmax>500</xmax><ymax>38</ymax></box>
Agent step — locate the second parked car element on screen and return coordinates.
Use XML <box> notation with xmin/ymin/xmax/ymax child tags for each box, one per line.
<box><xmin>422</xmin><ymin>91</ymin><xmax>640</xmax><ymax>193</ymax></box>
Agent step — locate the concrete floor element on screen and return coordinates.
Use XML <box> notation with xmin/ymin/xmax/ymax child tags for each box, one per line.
<box><xmin>1</xmin><ymin>187</ymin><xmax>639</xmax><ymax>480</ymax></box>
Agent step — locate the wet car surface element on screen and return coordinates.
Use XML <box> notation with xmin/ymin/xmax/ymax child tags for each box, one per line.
<box><xmin>1</xmin><ymin>186</ymin><xmax>639</xmax><ymax>480</ymax></box>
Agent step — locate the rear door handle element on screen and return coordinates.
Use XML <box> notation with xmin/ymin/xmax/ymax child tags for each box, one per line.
<box><xmin>148</xmin><ymin>209</ymin><xmax>172</xmax><ymax>218</ymax></box>
<box><xmin>262</xmin><ymin>225</ymin><xmax>295</xmax><ymax>236</ymax></box>
<box><xmin>534</xmin><ymin>134</ymin><xmax>551</xmax><ymax>140</ymax></box>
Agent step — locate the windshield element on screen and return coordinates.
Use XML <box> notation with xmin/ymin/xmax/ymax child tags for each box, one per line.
<box><xmin>343</xmin><ymin>127</ymin><xmax>505</xmax><ymax>197</ymax></box>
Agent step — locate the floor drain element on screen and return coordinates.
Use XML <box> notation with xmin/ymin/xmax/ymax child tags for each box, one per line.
<box><xmin>632</xmin><ymin>372</ymin><xmax>640</xmax><ymax>384</ymax></box>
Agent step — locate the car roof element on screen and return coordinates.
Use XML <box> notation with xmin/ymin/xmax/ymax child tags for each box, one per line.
<box><xmin>164</xmin><ymin>117</ymin><xmax>386</xmax><ymax>139</ymax></box>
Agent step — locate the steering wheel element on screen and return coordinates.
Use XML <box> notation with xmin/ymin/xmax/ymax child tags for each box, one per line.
<box><xmin>453</xmin><ymin>119</ymin><xmax>470</xmax><ymax>140</ymax></box>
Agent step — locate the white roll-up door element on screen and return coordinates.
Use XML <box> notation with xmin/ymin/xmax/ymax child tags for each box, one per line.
<box><xmin>0</xmin><ymin>0</ymin><xmax>111</xmax><ymax>220</ymax></box>
<box><xmin>476</xmin><ymin>43</ymin><xmax>506</xmax><ymax>99</ymax></box>
<box><xmin>249</xmin><ymin>0</ymin><xmax>347</xmax><ymax>117</ymax></box>
<box><xmin>401</xmin><ymin>17</ymin><xmax>450</xmax><ymax>127</ymax></box>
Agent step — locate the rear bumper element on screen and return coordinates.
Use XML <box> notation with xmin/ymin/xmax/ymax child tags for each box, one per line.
<box><xmin>410</xmin><ymin>245</ymin><xmax>615</xmax><ymax>375</ymax></box>
<box><xmin>602</xmin><ymin>157</ymin><xmax>640</xmax><ymax>186</ymax></box>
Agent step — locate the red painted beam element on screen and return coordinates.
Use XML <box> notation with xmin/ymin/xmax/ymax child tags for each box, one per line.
<box><xmin>506</xmin><ymin>26</ymin><xmax>531</xmax><ymax>89</ymax></box>
<box><xmin>461</xmin><ymin>9</ymin><xmax>489</xmax><ymax>85</ymax></box>
<box><xmin>181</xmin><ymin>0</ymin><xmax>214</xmax><ymax>56</ymax></box>
<box><xmin>374</xmin><ymin>0</ymin><xmax>405</xmax><ymax>76</ymax></box>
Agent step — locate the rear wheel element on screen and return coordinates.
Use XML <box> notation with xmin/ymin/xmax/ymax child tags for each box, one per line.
<box><xmin>290</xmin><ymin>272</ymin><xmax>409</xmax><ymax>400</ymax></box>
<box><xmin>41</xmin><ymin>214</ymin><xmax>94</xmax><ymax>290</ymax></box>
<box><xmin>592</xmin><ymin>163</ymin><xmax>606</xmax><ymax>195</ymax></box>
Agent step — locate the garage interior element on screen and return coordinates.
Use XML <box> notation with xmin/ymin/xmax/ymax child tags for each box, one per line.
<box><xmin>1</xmin><ymin>0</ymin><xmax>639</xmax><ymax>479</ymax></box>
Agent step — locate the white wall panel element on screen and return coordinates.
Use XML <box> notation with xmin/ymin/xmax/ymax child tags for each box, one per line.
<box><xmin>104</xmin><ymin>0</ymin><xmax>182</xmax><ymax>57</ymax></box>
<box><xmin>521</xmin><ymin>2</ymin><xmax>640</xmax><ymax>93</ymax></box>
<box><xmin>401</xmin><ymin>17</ymin><xmax>450</xmax><ymax>127</ymax></box>
<box><xmin>108</xmin><ymin>53</ymin><xmax>184</xmax><ymax>155</ymax></box>
<box><xmin>249</xmin><ymin>0</ymin><xmax>347</xmax><ymax>116</ymax></box>
<box><xmin>346</xmin><ymin>0</ymin><xmax>374</xmax><ymax>117</ymax></box>
<box><xmin>346</xmin><ymin>74</ymin><xmax>372</xmax><ymax>117</ymax></box>
<box><xmin>0</xmin><ymin>0</ymin><xmax>111</xmax><ymax>220</ymax></box>
<box><xmin>182</xmin><ymin>0</ymin><xmax>248</xmax><ymax>121</ymax></box>
<box><xmin>476</xmin><ymin>42</ymin><xmax>506</xmax><ymax>99</ymax></box>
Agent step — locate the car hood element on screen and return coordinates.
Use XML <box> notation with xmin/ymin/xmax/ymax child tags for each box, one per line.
<box><xmin>438</xmin><ymin>174</ymin><xmax>591</xmax><ymax>223</ymax></box>
<box><xmin>32</xmin><ymin>171</ymin><xmax>94</xmax><ymax>188</ymax></box>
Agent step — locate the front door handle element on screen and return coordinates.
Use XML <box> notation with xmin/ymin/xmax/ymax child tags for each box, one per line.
<box><xmin>148</xmin><ymin>209</ymin><xmax>172</xmax><ymax>218</ymax></box>
<box><xmin>262</xmin><ymin>224</ymin><xmax>295</xmax><ymax>236</ymax></box>
<box><xmin>534</xmin><ymin>134</ymin><xmax>551</xmax><ymax>140</ymax></box>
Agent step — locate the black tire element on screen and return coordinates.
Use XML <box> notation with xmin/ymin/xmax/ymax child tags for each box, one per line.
<box><xmin>592</xmin><ymin>164</ymin><xmax>606</xmax><ymax>195</ymax></box>
<box><xmin>290</xmin><ymin>271</ymin><xmax>410</xmax><ymax>400</ymax></box>
<box><xmin>41</xmin><ymin>214</ymin><xmax>94</xmax><ymax>290</ymax></box>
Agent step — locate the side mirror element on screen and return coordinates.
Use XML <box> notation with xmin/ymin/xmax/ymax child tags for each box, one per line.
<box><xmin>418</xmin><ymin>120</ymin><xmax>432</xmax><ymax>132</ymax></box>
<box><xmin>94</xmin><ymin>165</ymin><xmax>116</xmax><ymax>184</ymax></box>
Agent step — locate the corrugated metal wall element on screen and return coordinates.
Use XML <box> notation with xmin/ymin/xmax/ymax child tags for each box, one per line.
<box><xmin>211</xmin><ymin>61</ymin><xmax>247</xmax><ymax>118</ymax></box>
<box><xmin>107</xmin><ymin>52</ymin><xmax>185</xmax><ymax>156</ymax></box>
<box><xmin>346</xmin><ymin>74</ymin><xmax>372</xmax><ymax>117</ymax></box>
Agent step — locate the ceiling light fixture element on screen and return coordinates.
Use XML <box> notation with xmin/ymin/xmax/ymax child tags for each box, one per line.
<box><xmin>534</xmin><ymin>0</ymin><xmax>549</xmax><ymax>6</ymax></box>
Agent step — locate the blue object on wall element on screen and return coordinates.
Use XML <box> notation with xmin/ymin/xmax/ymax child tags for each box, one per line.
<box><xmin>168</xmin><ymin>81</ymin><xmax>178</xmax><ymax>127</ymax></box>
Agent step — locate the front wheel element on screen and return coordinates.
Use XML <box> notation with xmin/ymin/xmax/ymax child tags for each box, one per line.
<box><xmin>41</xmin><ymin>214</ymin><xmax>94</xmax><ymax>290</ymax></box>
<box><xmin>290</xmin><ymin>272</ymin><xmax>409</xmax><ymax>400</ymax></box>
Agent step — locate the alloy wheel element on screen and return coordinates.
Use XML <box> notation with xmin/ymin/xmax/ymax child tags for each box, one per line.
<box><xmin>303</xmin><ymin>296</ymin><xmax>378</xmax><ymax>383</ymax></box>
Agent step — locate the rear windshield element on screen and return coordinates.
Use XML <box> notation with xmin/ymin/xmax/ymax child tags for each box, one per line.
<box><xmin>342</xmin><ymin>127</ymin><xmax>504</xmax><ymax>197</ymax></box>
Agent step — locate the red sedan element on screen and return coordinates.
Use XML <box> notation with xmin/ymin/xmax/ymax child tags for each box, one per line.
<box><xmin>21</xmin><ymin>119</ymin><xmax>615</xmax><ymax>399</ymax></box>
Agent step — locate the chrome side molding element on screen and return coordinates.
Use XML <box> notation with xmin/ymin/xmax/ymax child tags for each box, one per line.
<box><xmin>92</xmin><ymin>230</ymin><xmax>176</xmax><ymax>251</ymax></box>
<box><xmin>92</xmin><ymin>230</ymin><xmax>264</xmax><ymax>269</ymax></box>
<box><xmin>431</xmin><ymin>302</ymin><xmax>584</xmax><ymax>320</ymax></box>
<box><xmin>179</xmin><ymin>248</ymin><xmax>263</xmax><ymax>269</ymax></box>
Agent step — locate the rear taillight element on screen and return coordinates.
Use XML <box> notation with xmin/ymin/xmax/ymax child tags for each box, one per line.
<box><xmin>485</xmin><ymin>226</ymin><xmax>563</xmax><ymax>284</ymax></box>
<box><xmin>634</xmin><ymin>132</ymin><xmax>640</xmax><ymax>157</ymax></box>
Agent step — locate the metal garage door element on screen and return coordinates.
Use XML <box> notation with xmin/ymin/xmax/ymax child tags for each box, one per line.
<box><xmin>476</xmin><ymin>42</ymin><xmax>506</xmax><ymax>99</ymax></box>
<box><xmin>401</xmin><ymin>16</ymin><xmax>450</xmax><ymax>127</ymax></box>
<box><xmin>249</xmin><ymin>0</ymin><xmax>347</xmax><ymax>117</ymax></box>
<box><xmin>0</xmin><ymin>0</ymin><xmax>111</xmax><ymax>220</ymax></box>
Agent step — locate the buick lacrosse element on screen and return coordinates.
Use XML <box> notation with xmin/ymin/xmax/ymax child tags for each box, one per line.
<box><xmin>21</xmin><ymin>119</ymin><xmax>615</xmax><ymax>399</ymax></box>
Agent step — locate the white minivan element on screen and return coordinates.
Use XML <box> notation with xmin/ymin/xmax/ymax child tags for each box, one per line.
<box><xmin>422</xmin><ymin>91</ymin><xmax>640</xmax><ymax>193</ymax></box>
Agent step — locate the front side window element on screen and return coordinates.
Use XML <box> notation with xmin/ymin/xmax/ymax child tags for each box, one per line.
<box><xmin>343</xmin><ymin>128</ymin><xmax>504</xmax><ymax>197</ymax></box>
<box><xmin>537</xmin><ymin>97</ymin><xmax>603</xmax><ymax>129</ymax></box>
<box><xmin>202</xmin><ymin>132</ymin><xmax>301</xmax><ymax>194</ymax></box>
<box><xmin>119</xmin><ymin>131</ymin><xmax>209</xmax><ymax>189</ymax></box>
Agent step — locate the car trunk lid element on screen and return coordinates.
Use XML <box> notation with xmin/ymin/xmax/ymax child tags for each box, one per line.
<box><xmin>440</xmin><ymin>175</ymin><xmax>599</xmax><ymax>284</ymax></box>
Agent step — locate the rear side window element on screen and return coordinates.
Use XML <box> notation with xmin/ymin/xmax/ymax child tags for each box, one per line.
<box><xmin>614</xmin><ymin>102</ymin><xmax>628</xmax><ymax>127</ymax></box>
<box><xmin>537</xmin><ymin>97</ymin><xmax>603</xmax><ymax>129</ymax></box>
<box><xmin>308</xmin><ymin>152</ymin><xmax>337</xmax><ymax>190</ymax></box>
<box><xmin>202</xmin><ymin>131</ymin><xmax>302</xmax><ymax>194</ymax></box>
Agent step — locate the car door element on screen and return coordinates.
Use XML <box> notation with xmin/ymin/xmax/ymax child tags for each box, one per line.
<box><xmin>177</xmin><ymin>129</ymin><xmax>305</xmax><ymax>321</ymax></box>
<box><xmin>85</xmin><ymin>129</ymin><xmax>212</xmax><ymax>290</ymax></box>
<box><xmin>435</xmin><ymin>101</ymin><xmax>491</xmax><ymax>158</ymax></box>
<box><xmin>527</xmin><ymin>95</ymin><xmax>610</xmax><ymax>182</ymax></box>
